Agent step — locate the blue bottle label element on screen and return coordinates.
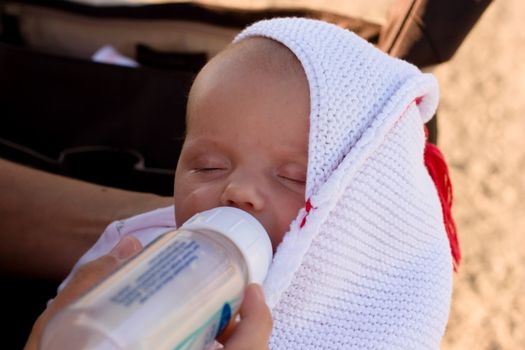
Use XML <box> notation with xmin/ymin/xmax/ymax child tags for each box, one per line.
<box><xmin>175</xmin><ymin>297</ymin><xmax>241</xmax><ymax>350</ymax></box>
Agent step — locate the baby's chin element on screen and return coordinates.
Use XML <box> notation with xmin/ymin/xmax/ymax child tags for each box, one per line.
<box><xmin>268</xmin><ymin>228</ymin><xmax>287</xmax><ymax>253</ymax></box>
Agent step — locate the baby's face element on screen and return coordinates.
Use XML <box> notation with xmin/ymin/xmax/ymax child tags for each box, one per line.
<box><xmin>174</xmin><ymin>38</ymin><xmax>309</xmax><ymax>250</ymax></box>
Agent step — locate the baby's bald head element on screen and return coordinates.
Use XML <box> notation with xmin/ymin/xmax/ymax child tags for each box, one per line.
<box><xmin>187</xmin><ymin>37</ymin><xmax>308</xmax><ymax>122</ymax></box>
<box><xmin>207</xmin><ymin>37</ymin><xmax>304</xmax><ymax>84</ymax></box>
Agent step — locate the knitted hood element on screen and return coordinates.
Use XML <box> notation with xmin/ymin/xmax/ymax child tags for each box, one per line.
<box><xmin>234</xmin><ymin>18</ymin><xmax>452</xmax><ymax>349</ymax></box>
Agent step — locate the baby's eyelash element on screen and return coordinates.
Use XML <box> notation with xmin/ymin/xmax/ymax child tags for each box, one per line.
<box><xmin>192</xmin><ymin>167</ymin><xmax>225</xmax><ymax>173</ymax></box>
<box><xmin>279</xmin><ymin>175</ymin><xmax>306</xmax><ymax>185</ymax></box>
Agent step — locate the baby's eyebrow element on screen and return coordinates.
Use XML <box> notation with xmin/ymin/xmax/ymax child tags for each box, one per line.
<box><xmin>278</xmin><ymin>163</ymin><xmax>307</xmax><ymax>178</ymax></box>
<box><xmin>181</xmin><ymin>137</ymin><xmax>221</xmax><ymax>149</ymax></box>
<box><xmin>270</xmin><ymin>145</ymin><xmax>308</xmax><ymax>162</ymax></box>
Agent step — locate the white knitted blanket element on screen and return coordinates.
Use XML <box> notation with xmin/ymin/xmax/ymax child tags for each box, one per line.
<box><xmin>63</xmin><ymin>18</ymin><xmax>453</xmax><ymax>349</ymax></box>
<box><xmin>234</xmin><ymin>18</ymin><xmax>453</xmax><ymax>349</ymax></box>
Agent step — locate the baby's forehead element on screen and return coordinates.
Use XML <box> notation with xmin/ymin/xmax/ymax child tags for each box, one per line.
<box><xmin>185</xmin><ymin>36</ymin><xmax>310</xmax><ymax>137</ymax></box>
<box><xmin>217</xmin><ymin>37</ymin><xmax>305</xmax><ymax>80</ymax></box>
<box><xmin>187</xmin><ymin>36</ymin><xmax>309</xmax><ymax>115</ymax></box>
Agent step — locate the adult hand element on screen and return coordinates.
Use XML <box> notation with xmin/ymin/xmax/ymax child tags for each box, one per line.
<box><xmin>24</xmin><ymin>236</ymin><xmax>272</xmax><ymax>350</ymax></box>
<box><xmin>24</xmin><ymin>236</ymin><xmax>143</xmax><ymax>350</ymax></box>
<box><xmin>220</xmin><ymin>284</ymin><xmax>273</xmax><ymax>350</ymax></box>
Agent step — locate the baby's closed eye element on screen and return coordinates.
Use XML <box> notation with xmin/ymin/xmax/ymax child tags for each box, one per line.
<box><xmin>189</xmin><ymin>154</ymin><xmax>230</xmax><ymax>173</ymax></box>
<box><xmin>277</xmin><ymin>164</ymin><xmax>307</xmax><ymax>186</ymax></box>
<box><xmin>192</xmin><ymin>167</ymin><xmax>227</xmax><ymax>174</ymax></box>
<box><xmin>278</xmin><ymin>174</ymin><xmax>306</xmax><ymax>184</ymax></box>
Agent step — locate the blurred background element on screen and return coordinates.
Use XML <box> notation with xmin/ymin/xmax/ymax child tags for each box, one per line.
<box><xmin>434</xmin><ymin>0</ymin><xmax>525</xmax><ymax>348</ymax></box>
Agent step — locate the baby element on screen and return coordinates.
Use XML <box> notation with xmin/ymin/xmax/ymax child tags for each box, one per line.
<box><xmin>63</xmin><ymin>18</ymin><xmax>458</xmax><ymax>349</ymax></box>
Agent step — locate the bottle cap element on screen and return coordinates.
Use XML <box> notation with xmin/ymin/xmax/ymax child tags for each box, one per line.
<box><xmin>180</xmin><ymin>207</ymin><xmax>273</xmax><ymax>284</ymax></box>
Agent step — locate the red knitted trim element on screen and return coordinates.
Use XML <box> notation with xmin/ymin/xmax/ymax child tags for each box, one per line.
<box><xmin>299</xmin><ymin>198</ymin><xmax>314</xmax><ymax>228</ymax></box>
<box><xmin>423</xmin><ymin>125</ymin><xmax>461</xmax><ymax>271</ymax></box>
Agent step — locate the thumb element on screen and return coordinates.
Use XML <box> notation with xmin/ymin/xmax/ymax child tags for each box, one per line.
<box><xmin>224</xmin><ymin>284</ymin><xmax>272</xmax><ymax>350</ymax></box>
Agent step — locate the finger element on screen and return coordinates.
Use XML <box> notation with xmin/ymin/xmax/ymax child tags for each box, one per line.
<box><xmin>26</xmin><ymin>236</ymin><xmax>143</xmax><ymax>350</ymax></box>
<box><xmin>52</xmin><ymin>236</ymin><xmax>143</xmax><ymax>310</ymax></box>
<box><xmin>224</xmin><ymin>284</ymin><xmax>272</xmax><ymax>350</ymax></box>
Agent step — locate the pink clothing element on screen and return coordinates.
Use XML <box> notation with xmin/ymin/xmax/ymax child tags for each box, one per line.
<box><xmin>59</xmin><ymin>205</ymin><xmax>176</xmax><ymax>290</ymax></box>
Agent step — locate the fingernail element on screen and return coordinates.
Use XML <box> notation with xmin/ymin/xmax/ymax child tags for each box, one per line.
<box><xmin>110</xmin><ymin>236</ymin><xmax>142</xmax><ymax>260</ymax></box>
<box><xmin>248</xmin><ymin>283</ymin><xmax>265</xmax><ymax>302</ymax></box>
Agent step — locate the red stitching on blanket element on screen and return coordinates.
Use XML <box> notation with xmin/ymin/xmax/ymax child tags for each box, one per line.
<box><xmin>300</xmin><ymin>198</ymin><xmax>314</xmax><ymax>228</ymax></box>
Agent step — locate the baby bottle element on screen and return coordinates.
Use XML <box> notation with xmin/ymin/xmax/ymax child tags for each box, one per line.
<box><xmin>39</xmin><ymin>206</ymin><xmax>273</xmax><ymax>350</ymax></box>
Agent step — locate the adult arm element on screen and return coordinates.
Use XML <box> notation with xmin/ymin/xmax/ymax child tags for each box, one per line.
<box><xmin>0</xmin><ymin>158</ymin><xmax>173</xmax><ymax>280</ymax></box>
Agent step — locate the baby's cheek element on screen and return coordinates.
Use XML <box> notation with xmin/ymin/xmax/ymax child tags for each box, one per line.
<box><xmin>175</xmin><ymin>185</ymin><xmax>222</xmax><ymax>227</ymax></box>
<box><xmin>270</xmin><ymin>191</ymin><xmax>305</xmax><ymax>248</ymax></box>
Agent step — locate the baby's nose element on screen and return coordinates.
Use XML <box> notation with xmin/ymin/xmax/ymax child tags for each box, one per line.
<box><xmin>220</xmin><ymin>178</ymin><xmax>265</xmax><ymax>212</ymax></box>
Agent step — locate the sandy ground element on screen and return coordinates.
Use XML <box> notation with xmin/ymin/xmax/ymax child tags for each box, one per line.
<box><xmin>434</xmin><ymin>1</ymin><xmax>525</xmax><ymax>349</ymax></box>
